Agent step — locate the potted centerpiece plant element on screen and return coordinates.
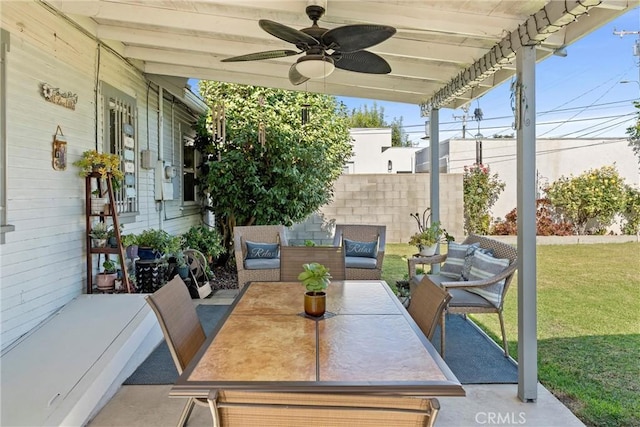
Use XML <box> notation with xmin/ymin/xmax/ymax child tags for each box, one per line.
<box><xmin>96</xmin><ymin>258</ymin><xmax>118</xmax><ymax>292</ymax></box>
<box><xmin>409</xmin><ymin>208</ymin><xmax>454</xmax><ymax>256</ymax></box>
<box><xmin>298</xmin><ymin>262</ymin><xmax>332</xmax><ymax>317</ymax></box>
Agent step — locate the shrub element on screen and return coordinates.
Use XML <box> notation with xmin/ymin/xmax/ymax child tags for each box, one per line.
<box><xmin>545</xmin><ymin>165</ymin><xmax>626</xmax><ymax>234</ymax></box>
<box><xmin>463</xmin><ymin>164</ymin><xmax>505</xmax><ymax>234</ymax></box>
<box><xmin>491</xmin><ymin>199</ymin><xmax>574</xmax><ymax>235</ymax></box>
<box><xmin>621</xmin><ymin>185</ymin><xmax>640</xmax><ymax>235</ymax></box>
<box><xmin>182</xmin><ymin>225</ymin><xmax>225</xmax><ymax>262</ymax></box>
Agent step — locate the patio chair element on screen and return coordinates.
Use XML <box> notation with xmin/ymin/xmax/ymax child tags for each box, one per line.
<box><xmin>145</xmin><ymin>276</ymin><xmax>208</xmax><ymax>427</ymax></box>
<box><xmin>408</xmin><ymin>235</ymin><xmax>517</xmax><ymax>357</ymax></box>
<box><xmin>233</xmin><ymin>225</ymin><xmax>288</xmax><ymax>289</ymax></box>
<box><xmin>280</xmin><ymin>246</ymin><xmax>346</xmax><ymax>281</ymax></box>
<box><xmin>207</xmin><ymin>390</ymin><xmax>440</xmax><ymax>427</ymax></box>
<box><xmin>332</xmin><ymin>224</ymin><xmax>386</xmax><ymax>280</ymax></box>
<box><xmin>408</xmin><ymin>276</ymin><xmax>452</xmax><ymax>344</ymax></box>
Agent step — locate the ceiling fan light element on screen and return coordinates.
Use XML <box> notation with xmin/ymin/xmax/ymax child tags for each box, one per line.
<box><xmin>295</xmin><ymin>55</ymin><xmax>335</xmax><ymax>79</ymax></box>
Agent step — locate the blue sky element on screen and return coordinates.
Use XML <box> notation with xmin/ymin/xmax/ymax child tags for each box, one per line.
<box><xmin>338</xmin><ymin>7</ymin><xmax>640</xmax><ymax>145</ymax></box>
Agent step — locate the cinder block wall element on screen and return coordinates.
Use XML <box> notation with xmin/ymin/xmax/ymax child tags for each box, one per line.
<box><xmin>288</xmin><ymin>173</ymin><xmax>464</xmax><ymax>244</ymax></box>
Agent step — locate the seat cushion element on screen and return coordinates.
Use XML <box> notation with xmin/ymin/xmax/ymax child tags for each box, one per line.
<box><xmin>244</xmin><ymin>258</ymin><xmax>280</xmax><ymax>270</ymax></box>
<box><xmin>245</xmin><ymin>240</ymin><xmax>279</xmax><ymax>259</ymax></box>
<box><xmin>345</xmin><ymin>256</ymin><xmax>377</xmax><ymax>269</ymax></box>
<box><xmin>440</xmin><ymin>242</ymin><xmax>480</xmax><ymax>279</ymax></box>
<box><xmin>343</xmin><ymin>238</ymin><xmax>378</xmax><ymax>258</ymax></box>
<box><xmin>466</xmin><ymin>251</ymin><xmax>510</xmax><ymax>307</ymax></box>
<box><xmin>448</xmin><ymin>288</ymin><xmax>495</xmax><ymax>308</ymax></box>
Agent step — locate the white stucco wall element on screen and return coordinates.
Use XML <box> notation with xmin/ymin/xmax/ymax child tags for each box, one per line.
<box><xmin>347</xmin><ymin>128</ymin><xmax>421</xmax><ymax>174</ymax></box>
<box><xmin>445</xmin><ymin>137</ymin><xmax>640</xmax><ymax>221</ymax></box>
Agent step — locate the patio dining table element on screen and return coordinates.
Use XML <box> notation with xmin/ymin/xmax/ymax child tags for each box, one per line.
<box><xmin>169</xmin><ymin>280</ymin><xmax>465</xmax><ymax>399</ymax></box>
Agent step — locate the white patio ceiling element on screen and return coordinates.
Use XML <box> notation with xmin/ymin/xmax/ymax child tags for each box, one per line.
<box><xmin>51</xmin><ymin>0</ymin><xmax>632</xmax><ymax>109</ymax></box>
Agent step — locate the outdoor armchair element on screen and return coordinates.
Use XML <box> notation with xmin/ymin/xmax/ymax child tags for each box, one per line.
<box><xmin>233</xmin><ymin>225</ymin><xmax>288</xmax><ymax>289</ymax></box>
<box><xmin>408</xmin><ymin>235</ymin><xmax>517</xmax><ymax>357</ymax></box>
<box><xmin>333</xmin><ymin>224</ymin><xmax>386</xmax><ymax>280</ymax></box>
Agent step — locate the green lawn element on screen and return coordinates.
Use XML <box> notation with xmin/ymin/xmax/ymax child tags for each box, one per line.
<box><xmin>382</xmin><ymin>242</ymin><xmax>640</xmax><ymax>427</ymax></box>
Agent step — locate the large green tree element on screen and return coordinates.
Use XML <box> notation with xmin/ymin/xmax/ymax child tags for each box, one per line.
<box><xmin>626</xmin><ymin>101</ymin><xmax>640</xmax><ymax>163</ymax></box>
<box><xmin>348</xmin><ymin>102</ymin><xmax>411</xmax><ymax>147</ymax></box>
<box><xmin>197</xmin><ymin>82</ymin><xmax>352</xmax><ymax>249</ymax></box>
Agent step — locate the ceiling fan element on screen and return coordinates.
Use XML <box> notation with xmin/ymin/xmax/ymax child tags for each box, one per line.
<box><xmin>221</xmin><ymin>4</ymin><xmax>396</xmax><ymax>86</ymax></box>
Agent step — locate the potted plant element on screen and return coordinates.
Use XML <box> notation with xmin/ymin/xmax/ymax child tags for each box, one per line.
<box><xmin>121</xmin><ymin>233</ymin><xmax>139</xmax><ymax>259</ymax></box>
<box><xmin>107</xmin><ymin>224</ymin><xmax>123</xmax><ymax>248</ymax></box>
<box><xmin>96</xmin><ymin>258</ymin><xmax>118</xmax><ymax>291</ymax></box>
<box><xmin>89</xmin><ymin>222</ymin><xmax>109</xmax><ymax>248</ymax></box>
<box><xmin>73</xmin><ymin>149</ymin><xmax>124</xmax><ymax>184</ymax></box>
<box><xmin>90</xmin><ymin>188</ymin><xmax>108</xmax><ymax>215</ymax></box>
<box><xmin>298</xmin><ymin>262</ymin><xmax>332</xmax><ymax>317</ymax></box>
<box><xmin>409</xmin><ymin>208</ymin><xmax>454</xmax><ymax>256</ymax></box>
<box><xmin>135</xmin><ymin>229</ymin><xmax>173</xmax><ymax>260</ymax></box>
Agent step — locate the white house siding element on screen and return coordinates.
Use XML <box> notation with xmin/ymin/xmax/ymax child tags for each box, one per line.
<box><xmin>0</xmin><ymin>2</ymin><xmax>203</xmax><ymax>350</ymax></box>
<box><xmin>445</xmin><ymin>137</ymin><xmax>640</xmax><ymax>223</ymax></box>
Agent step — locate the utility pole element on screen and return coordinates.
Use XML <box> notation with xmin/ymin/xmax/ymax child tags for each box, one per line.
<box><xmin>613</xmin><ymin>29</ymin><xmax>640</xmax><ymax>81</ymax></box>
<box><xmin>452</xmin><ymin>106</ymin><xmax>470</xmax><ymax>138</ymax></box>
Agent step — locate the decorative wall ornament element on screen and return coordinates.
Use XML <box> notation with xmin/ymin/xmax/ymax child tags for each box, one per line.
<box><xmin>41</xmin><ymin>82</ymin><xmax>78</xmax><ymax>110</ymax></box>
<box><xmin>52</xmin><ymin>125</ymin><xmax>67</xmax><ymax>171</ymax></box>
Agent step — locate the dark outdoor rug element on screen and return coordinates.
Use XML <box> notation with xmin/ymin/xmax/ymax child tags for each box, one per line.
<box><xmin>124</xmin><ymin>307</ymin><xmax>516</xmax><ymax>385</ymax></box>
<box><xmin>123</xmin><ymin>304</ymin><xmax>230</xmax><ymax>385</ymax></box>
<box><xmin>432</xmin><ymin>314</ymin><xmax>518</xmax><ymax>384</ymax></box>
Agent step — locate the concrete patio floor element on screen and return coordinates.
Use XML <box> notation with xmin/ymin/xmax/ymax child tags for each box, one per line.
<box><xmin>87</xmin><ymin>289</ymin><xmax>585</xmax><ymax>427</ymax></box>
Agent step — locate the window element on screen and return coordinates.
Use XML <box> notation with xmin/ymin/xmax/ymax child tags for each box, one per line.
<box><xmin>183</xmin><ymin>136</ymin><xmax>197</xmax><ymax>203</ymax></box>
<box><xmin>102</xmin><ymin>83</ymin><xmax>138</xmax><ymax>216</ymax></box>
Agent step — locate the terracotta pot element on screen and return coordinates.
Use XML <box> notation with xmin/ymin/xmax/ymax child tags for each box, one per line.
<box><xmin>304</xmin><ymin>291</ymin><xmax>326</xmax><ymax>317</ymax></box>
<box><xmin>96</xmin><ymin>272</ymin><xmax>117</xmax><ymax>292</ymax></box>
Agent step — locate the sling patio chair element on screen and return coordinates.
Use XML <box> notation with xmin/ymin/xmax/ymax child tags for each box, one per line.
<box><xmin>207</xmin><ymin>390</ymin><xmax>440</xmax><ymax>427</ymax></box>
<box><xmin>408</xmin><ymin>276</ymin><xmax>452</xmax><ymax>346</ymax></box>
<box><xmin>280</xmin><ymin>246</ymin><xmax>346</xmax><ymax>281</ymax></box>
<box><xmin>145</xmin><ymin>276</ymin><xmax>209</xmax><ymax>427</ymax></box>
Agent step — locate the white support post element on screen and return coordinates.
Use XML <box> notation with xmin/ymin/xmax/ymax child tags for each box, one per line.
<box><xmin>516</xmin><ymin>45</ymin><xmax>538</xmax><ymax>402</ymax></box>
<box><xmin>429</xmin><ymin>108</ymin><xmax>441</xmax><ymax>273</ymax></box>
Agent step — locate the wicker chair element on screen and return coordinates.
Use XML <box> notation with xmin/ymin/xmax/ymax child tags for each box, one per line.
<box><xmin>145</xmin><ymin>276</ymin><xmax>208</xmax><ymax>427</ymax></box>
<box><xmin>408</xmin><ymin>277</ymin><xmax>452</xmax><ymax>345</ymax></box>
<box><xmin>408</xmin><ymin>235</ymin><xmax>517</xmax><ymax>357</ymax></box>
<box><xmin>233</xmin><ymin>225</ymin><xmax>288</xmax><ymax>289</ymax></box>
<box><xmin>280</xmin><ymin>246</ymin><xmax>346</xmax><ymax>281</ymax></box>
<box><xmin>332</xmin><ymin>224</ymin><xmax>386</xmax><ymax>280</ymax></box>
<box><xmin>207</xmin><ymin>390</ymin><xmax>440</xmax><ymax>427</ymax></box>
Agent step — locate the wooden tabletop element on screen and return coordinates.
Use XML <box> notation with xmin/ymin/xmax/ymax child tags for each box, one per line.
<box><xmin>171</xmin><ymin>281</ymin><xmax>464</xmax><ymax>398</ymax></box>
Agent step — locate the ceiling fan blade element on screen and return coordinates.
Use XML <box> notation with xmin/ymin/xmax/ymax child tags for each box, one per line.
<box><xmin>289</xmin><ymin>64</ymin><xmax>310</xmax><ymax>86</ymax></box>
<box><xmin>259</xmin><ymin>19</ymin><xmax>319</xmax><ymax>48</ymax></box>
<box><xmin>322</xmin><ymin>25</ymin><xmax>396</xmax><ymax>52</ymax></box>
<box><xmin>221</xmin><ymin>49</ymin><xmax>300</xmax><ymax>62</ymax></box>
<box><xmin>332</xmin><ymin>50</ymin><xmax>392</xmax><ymax>74</ymax></box>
